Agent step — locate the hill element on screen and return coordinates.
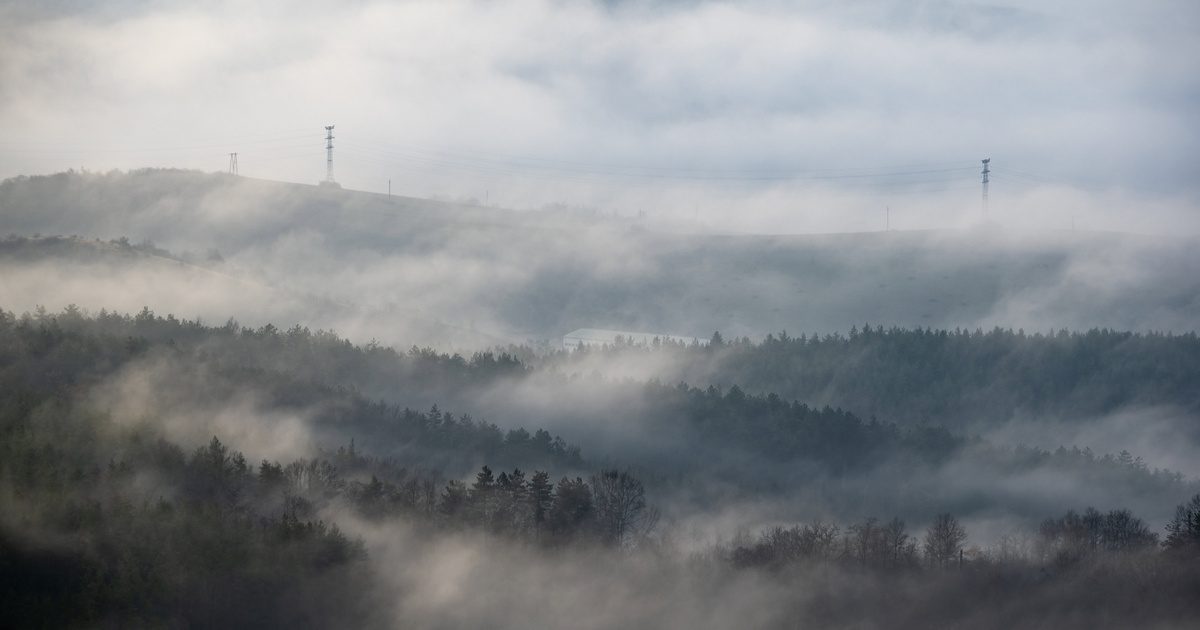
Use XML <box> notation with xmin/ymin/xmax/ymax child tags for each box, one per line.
<box><xmin>2</xmin><ymin>169</ymin><xmax>1197</xmax><ymax>351</ymax></box>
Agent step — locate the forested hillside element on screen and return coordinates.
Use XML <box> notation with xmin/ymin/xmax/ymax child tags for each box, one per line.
<box><xmin>3</xmin><ymin>306</ymin><xmax>1194</xmax><ymax>518</ymax></box>
<box><xmin>6</xmin><ymin>0</ymin><xmax>1200</xmax><ymax>625</ymax></box>
<box><xmin>533</xmin><ymin>326</ymin><xmax>1200</xmax><ymax>427</ymax></box>
<box><xmin>2</xmin><ymin>306</ymin><xmax>1199</xmax><ymax>628</ymax></box>
<box><xmin>0</xmin><ymin>306</ymin><xmax>579</xmax><ymax>475</ymax></box>
<box><xmin>3</xmin><ymin>165</ymin><xmax>1198</xmax><ymax>630</ymax></box>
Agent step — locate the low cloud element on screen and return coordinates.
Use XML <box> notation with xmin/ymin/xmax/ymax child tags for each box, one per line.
<box><xmin>89</xmin><ymin>352</ymin><xmax>320</xmax><ymax>463</ymax></box>
<box><xmin>1</xmin><ymin>0</ymin><xmax>1196</xmax><ymax>235</ymax></box>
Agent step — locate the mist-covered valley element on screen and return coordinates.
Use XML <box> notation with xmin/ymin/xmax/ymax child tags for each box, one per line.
<box><xmin>4</xmin><ymin>0</ymin><xmax>1200</xmax><ymax>627</ymax></box>
<box><xmin>3</xmin><ymin>170</ymin><xmax>1198</xmax><ymax>349</ymax></box>
<box><xmin>3</xmin><ymin>169</ymin><xmax>1200</xmax><ymax>628</ymax></box>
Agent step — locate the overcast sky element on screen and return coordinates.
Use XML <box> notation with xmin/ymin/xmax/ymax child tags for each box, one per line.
<box><xmin>2</xmin><ymin>0</ymin><xmax>1197</xmax><ymax>233</ymax></box>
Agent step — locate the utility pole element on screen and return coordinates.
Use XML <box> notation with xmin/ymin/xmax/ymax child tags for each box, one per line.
<box><xmin>324</xmin><ymin>125</ymin><xmax>335</xmax><ymax>184</ymax></box>
<box><xmin>886</xmin><ymin>206</ymin><xmax>890</xmax><ymax>231</ymax></box>
<box><xmin>228</xmin><ymin>152</ymin><xmax>238</xmax><ymax>175</ymax></box>
<box><xmin>981</xmin><ymin>158</ymin><xmax>991</xmax><ymax>217</ymax></box>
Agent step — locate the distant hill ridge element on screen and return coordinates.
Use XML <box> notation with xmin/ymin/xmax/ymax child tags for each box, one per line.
<box><xmin>2</xmin><ymin>169</ymin><xmax>1198</xmax><ymax>348</ymax></box>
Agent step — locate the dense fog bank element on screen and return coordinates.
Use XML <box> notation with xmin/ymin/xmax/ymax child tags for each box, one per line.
<box><xmin>3</xmin><ymin>171</ymin><xmax>1198</xmax><ymax>352</ymax></box>
<box><xmin>4</xmin><ymin>306</ymin><xmax>1200</xmax><ymax>628</ymax></box>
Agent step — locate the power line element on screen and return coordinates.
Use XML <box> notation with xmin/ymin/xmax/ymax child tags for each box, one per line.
<box><xmin>339</xmin><ymin>141</ymin><xmax>976</xmax><ymax>183</ymax></box>
<box><xmin>3</xmin><ymin>126</ymin><xmax>1058</xmax><ymax>189</ymax></box>
<box><xmin>339</xmin><ymin>137</ymin><xmax>1070</xmax><ymax>193</ymax></box>
<box><xmin>992</xmin><ymin>166</ymin><xmax>1052</xmax><ymax>182</ymax></box>
<box><xmin>990</xmin><ymin>167</ymin><xmax>1055</xmax><ymax>185</ymax></box>
<box><xmin>347</xmin><ymin>143</ymin><xmax>973</xmax><ymax>179</ymax></box>
<box><xmin>0</xmin><ymin>132</ymin><xmax>322</xmax><ymax>153</ymax></box>
<box><xmin>343</xmin><ymin>136</ymin><xmax>972</xmax><ymax>176</ymax></box>
<box><xmin>2</xmin><ymin>126</ymin><xmax>1068</xmax><ymax>190</ymax></box>
<box><xmin>337</xmin><ymin>149</ymin><xmax>979</xmax><ymax>198</ymax></box>
<box><xmin>3</xmin><ymin>126</ymin><xmax>1067</xmax><ymax>212</ymax></box>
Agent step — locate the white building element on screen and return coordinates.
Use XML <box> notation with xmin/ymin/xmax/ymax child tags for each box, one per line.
<box><xmin>562</xmin><ymin>328</ymin><xmax>706</xmax><ymax>350</ymax></box>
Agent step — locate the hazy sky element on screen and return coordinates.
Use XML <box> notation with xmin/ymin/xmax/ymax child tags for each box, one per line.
<box><xmin>2</xmin><ymin>0</ymin><xmax>1197</xmax><ymax>233</ymax></box>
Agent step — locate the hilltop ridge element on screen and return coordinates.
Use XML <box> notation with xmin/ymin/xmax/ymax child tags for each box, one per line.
<box><xmin>2</xmin><ymin>169</ymin><xmax>1198</xmax><ymax>349</ymax></box>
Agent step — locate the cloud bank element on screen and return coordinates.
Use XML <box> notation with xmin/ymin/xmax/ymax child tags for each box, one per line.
<box><xmin>1</xmin><ymin>0</ymin><xmax>1197</xmax><ymax>234</ymax></box>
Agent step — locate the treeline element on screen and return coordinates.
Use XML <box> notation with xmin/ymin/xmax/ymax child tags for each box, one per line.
<box><xmin>4</xmin><ymin>413</ymin><xmax>1196</xmax><ymax>629</ymax></box>
<box><xmin>19</xmin><ymin>303</ymin><xmax>1200</xmax><ymax>435</ymax></box>
<box><xmin>2</xmin><ymin>308</ymin><xmax>1199</xmax><ymax>627</ymax></box>
<box><xmin>721</xmin><ymin>499</ymin><xmax>1200</xmax><ymax>630</ymax></box>
<box><xmin>0</xmin><ymin>233</ymin><xmax>188</xmax><ymax>264</ymax></box>
<box><xmin>2</xmin><ymin>306</ymin><xmax>1188</xmax><ymax>498</ymax></box>
<box><xmin>0</xmin><ymin>389</ymin><xmax>371</xmax><ymax>626</ymax></box>
<box><xmin>0</xmin><ymin>324</ymin><xmax>648</xmax><ymax>628</ymax></box>
<box><xmin>3</xmin><ymin>302</ymin><xmax>529</xmax><ymax>403</ymax></box>
<box><xmin>25</xmin><ymin>304</ymin><xmax>1200</xmax><ymax>435</ymax></box>
<box><xmin>641</xmin><ymin>381</ymin><xmax>960</xmax><ymax>471</ymax></box>
<box><xmin>539</xmin><ymin>325</ymin><xmax>1200</xmax><ymax>427</ymax></box>
<box><xmin>722</xmin><ymin>499</ymin><xmax>1200</xmax><ymax>629</ymax></box>
<box><xmin>1</xmin><ymin>388</ymin><xmax>647</xmax><ymax>627</ymax></box>
<box><xmin>729</xmin><ymin>503</ymin><xmax>1199</xmax><ymax>571</ymax></box>
<box><xmin>333</xmin><ymin>441</ymin><xmax>657</xmax><ymax>544</ymax></box>
<box><xmin>0</xmin><ymin>306</ymin><xmax>579</xmax><ymax>473</ymax></box>
<box><xmin>631</xmin><ymin>380</ymin><xmax>1184</xmax><ymax>495</ymax></box>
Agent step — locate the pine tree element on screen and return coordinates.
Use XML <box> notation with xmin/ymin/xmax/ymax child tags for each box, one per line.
<box><xmin>1164</xmin><ymin>493</ymin><xmax>1200</xmax><ymax>556</ymax></box>
<box><xmin>528</xmin><ymin>470</ymin><xmax>554</xmax><ymax>526</ymax></box>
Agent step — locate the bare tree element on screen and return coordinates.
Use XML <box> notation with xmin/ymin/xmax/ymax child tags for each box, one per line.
<box><xmin>923</xmin><ymin>513</ymin><xmax>967</xmax><ymax>568</ymax></box>
<box><xmin>882</xmin><ymin>517</ymin><xmax>916</xmax><ymax>568</ymax></box>
<box><xmin>590</xmin><ymin>469</ymin><xmax>648</xmax><ymax>547</ymax></box>
<box><xmin>848</xmin><ymin>517</ymin><xmax>883</xmax><ymax>567</ymax></box>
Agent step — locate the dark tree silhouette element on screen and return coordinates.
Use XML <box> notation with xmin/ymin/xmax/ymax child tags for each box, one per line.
<box><xmin>547</xmin><ymin>477</ymin><xmax>593</xmax><ymax>542</ymax></box>
<box><xmin>590</xmin><ymin>469</ymin><xmax>649</xmax><ymax>547</ymax></box>
<box><xmin>1164</xmin><ymin>493</ymin><xmax>1200</xmax><ymax>557</ymax></box>
<box><xmin>923</xmin><ymin>514</ymin><xmax>967</xmax><ymax>568</ymax></box>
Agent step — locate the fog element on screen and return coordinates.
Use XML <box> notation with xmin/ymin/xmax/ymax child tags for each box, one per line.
<box><xmin>341</xmin><ymin>516</ymin><xmax>796</xmax><ymax>630</ymax></box>
<box><xmin>982</xmin><ymin>407</ymin><xmax>1200</xmax><ymax>480</ymax></box>
<box><xmin>90</xmin><ymin>352</ymin><xmax>323</xmax><ymax>464</ymax></box>
<box><xmin>11</xmin><ymin>301</ymin><xmax>1192</xmax><ymax>543</ymax></box>
<box><xmin>3</xmin><ymin>255</ymin><xmax>1198</xmax><ymax>626</ymax></box>
<box><xmin>3</xmin><ymin>1</ymin><xmax>1199</xmax><ymax>628</ymax></box>
<box><xmin>3</xmin><ymin>173</ymin><xmax>1198</xmax><ymax>354</ymax></box>
<box><xmin>2</xmin><ymin>0</ymin><xmax>1198</xmax><ymax>235</ymax></box>
<box><xmin>2</xmin><ymin>172</ymin><xmax>1198</xmax><ymax>534</ymax></box>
